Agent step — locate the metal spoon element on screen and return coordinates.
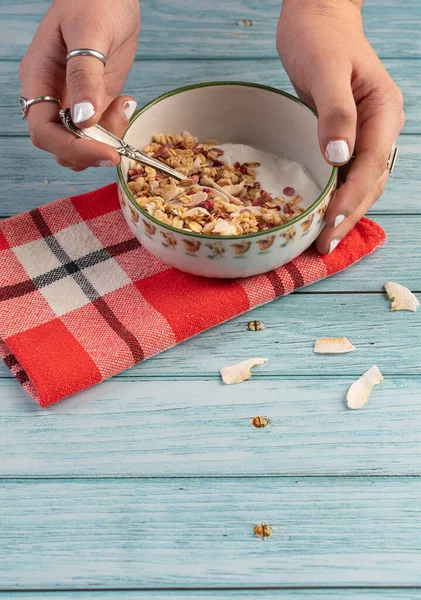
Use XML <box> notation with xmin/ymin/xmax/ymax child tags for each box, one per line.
<box><xmin>59</xmin><ymin>108</ymin><xmax>235</xmax><ymax>203</ymax></box>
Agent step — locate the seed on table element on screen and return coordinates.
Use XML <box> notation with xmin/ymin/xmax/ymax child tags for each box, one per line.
<box><xmin>238</xmin><ymin>18</ymin><xmax>253</xmax><ymax>27</ymax></box>
<box><xmin>247</xmin><ymin>320</ymin><xmax>264</xmax><ymax>331</ymax></box>
<box><xmin>251</xmin><ymin>416</ymin><xmax>270</xmax><ymax>428</ymax></box>
<box><xmin>254</xmin><ymin>523</ymin><xmax>273</xmax><ymax>539</ymax></box>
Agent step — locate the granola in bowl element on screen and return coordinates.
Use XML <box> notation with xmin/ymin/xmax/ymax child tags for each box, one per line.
<box><xmin>127</xmin><ymin>132</ymin><xmax>310</xmax><ymax>237</ymax></box>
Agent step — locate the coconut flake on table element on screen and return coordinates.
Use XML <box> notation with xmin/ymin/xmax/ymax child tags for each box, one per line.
<box><xmin>218</xmin><ymin>143</ymin><xmax>321</xmax><ymax>209</ymax></box>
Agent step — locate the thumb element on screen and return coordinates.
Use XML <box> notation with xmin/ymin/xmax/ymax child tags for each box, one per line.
<box><xmin>65</xmin><ymin>43</ymin><xmax>109</xmax><ymax>126</ymax></box>
<box><xmin>100</xmin><ymin>95</ymin><xmax>138</xmax><ymax>138</ymax></box>
<box><xmin>310</xmin><ymin>67</ymin><xmax>357</xmax><ymax>166</ymax></box>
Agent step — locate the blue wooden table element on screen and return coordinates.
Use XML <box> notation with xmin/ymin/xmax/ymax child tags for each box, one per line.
<box><xmin>1</xmin><ymin>1</ymin><xmax>421</xmax><ymax>597</ymax></box>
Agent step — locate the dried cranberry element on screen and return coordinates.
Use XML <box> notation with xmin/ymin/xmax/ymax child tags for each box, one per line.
<box><xmin>253</xmin><ymin>181</ymin><xmax>261</xmax><ymax>189</ymax></box>
<box><xmin>198</xmin><ymin>200</ymin><xmax>214</xmax><ymax>211</ymax></box>
<box><xmin>240</xmin><ymin>165</ymin><xmax>248</xmax><ymax>175</ymax></box>
<box><xmin>234</xmin><ymin>162</ymin><xmax>241</xmax><ymax>169</ymax></box>
<box><xmin>202</xmin><ymin>150</ymin><xmax>209</xmax><ymax>158</ymax></box>
<box><xmin>187</xmin><ymin>190</ymin><xmax>196</xmax><ymax>195</ymax></box>
<box><xmin>203</xmin><ymin>187</ymin><xmax>212</xmax><ymax>193</ymax></box>
<box><xmin>283</xmin><ymin>186</ymin><xmax>296</xmax><ymax>197</ymax></box>
<box><xmin>283</xmin><ymin>203</ymin><xmax>294</xmax><ymax>215</ymax></box>
<box><xmin>213</xmin><ymin>160</ymin><xmax>224</xmax><ymax>167</ymax></box>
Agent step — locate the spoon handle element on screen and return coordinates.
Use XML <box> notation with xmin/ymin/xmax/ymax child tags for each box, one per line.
<box><xmin>59</xmin><ymin>108</ymin><xmax>186</xmax><ymax>181</ymax></box>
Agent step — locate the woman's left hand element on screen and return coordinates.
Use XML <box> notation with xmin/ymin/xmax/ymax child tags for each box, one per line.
<box><xmin>277</xmin><ymin>0</ymin><xmax>404</xmax><ymax>254</ymax></box>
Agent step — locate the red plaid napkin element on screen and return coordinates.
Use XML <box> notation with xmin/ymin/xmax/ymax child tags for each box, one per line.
<box><xmin>0</xmin><ymin>183</ymin><xmax>386</xmax><ymax>407</ymax></box>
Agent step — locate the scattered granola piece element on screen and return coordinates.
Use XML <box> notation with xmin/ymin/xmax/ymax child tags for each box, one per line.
<box><xmin>314</xmin><ymin>337</ymin><xmax>356</xmax><ymax>354</ymax></box>
<box><xmin>238</xmin><ymin>18</ymin><xmax>253</xmax><ymax>27</ymax></box>
<box><xmin>251</xmin><ymin>416</ymin><xmax>270</xmax><ymax>428</ymax></box>
<box><xmin>247</xmin><ymin>320</ymin><xmax>264</xmax><ymax>331</ymax></box>
<box><xmin>254</xmin><ymin>523</ymin><xmax>273</xmax><ymax>538</ymax></box>
<box><xmin>384</xmin><ymin>282</ymin><xmax>420</xmax><ymax>312</ymax></box>
<box><xmin>220</xmin><ymin>358</ymin><xmax>268</xmax><ymax>385</ymax></box>
<box><xmin>347</xmin><ymin>365</ymin><xmax>384</xmax><ymax>410</ymax></box>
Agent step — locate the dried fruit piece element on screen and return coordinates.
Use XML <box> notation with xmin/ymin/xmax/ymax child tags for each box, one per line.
<box><xmin>254</xmin><ymin>523</ymin><xmax>273</xmax><ymax>538</ymax></box>
<box><xmin>314</xmin><ymin>337</ymin><xmax>356</xmax><ymax>354</ymax></box>
<box><xmin>220</xmin><ymin>358</ymin><xmax>268</xmax><ymax>385</ymax></box>
<box><xmin>384</xmin><ymin>282</ymin><xmax>420</xmax><ymax>312</ymax></box>
<box><xmin>247</xmin><ymin>320</ymin><xmax>264</xmax><ymax>331</ymax></box>
<box><xmin>347</xmin><ymin>365</ymin><xmax>384</xmax><ymax>410</ymax></box>
<box><xmin>283</xmin><ymin>186</ymin><xmax>296</xmax><ymax>196</ymax></box>
<box><xmin>251</xmin><ymin>416</ymin><xmax>270</xmax><ymax>428</ymax></box>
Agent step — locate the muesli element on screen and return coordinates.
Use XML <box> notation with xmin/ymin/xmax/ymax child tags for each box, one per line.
<box><xmin>127</xmin><ymin>132</ymin><xmax>305</xmax><ymax>236</ymax></box>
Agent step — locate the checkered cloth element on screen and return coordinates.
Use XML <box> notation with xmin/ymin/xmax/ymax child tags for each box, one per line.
<box><xmin>0</xmin><ymin>183</ymin><xmax>386</xmax><ymax>407</ymax></box>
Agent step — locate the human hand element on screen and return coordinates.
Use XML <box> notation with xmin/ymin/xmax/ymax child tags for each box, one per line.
<box><xmin>18</xmin><ymin>0</ymin><xmax>140</xmax><ymax>171</ymax></box>
<box><xmin>277</xmin><ymin>0</ymin><xmax>404</xmax><ymax>253</ymax></box>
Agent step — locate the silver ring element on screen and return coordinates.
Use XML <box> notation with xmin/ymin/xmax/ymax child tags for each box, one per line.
<box><xmin>66</xmin><ymin>48</ymin><xmax>107</xmax><ymax>66</ymax></box>
<box><xmin>387</xmin><ymin>143</ymin><xmax>398</xmax><ymax>174</ymax></box>
<box><xmin>20</xmin><ymin>96</ymin><xmax>61</xmax><ymax>120</ymax></box>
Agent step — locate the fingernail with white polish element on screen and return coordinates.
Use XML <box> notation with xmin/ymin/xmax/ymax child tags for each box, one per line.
<box><xmin>97</xmin><ymin>160</ymin><xmax>115</xmax><ymax>167</ymax></box>
<box><xmin>123</xmin><ymin>100</ymin><xmax>137</xmax><ymax>120</ymax></box>
<box><xmin>334</xmin><ymin>214</ymin><xmax>346</xmax><ymax>228</ymax></box>
<box><xmin>329</xmin><ymin>238</ymin><xmax>341</xmax><ymax>254</ymax></box>
<box><xmin>73</xmin><ymin>101</ymin><xmax>95</xmax><ymax>124</ymax></box>
<box><xmin>326</xmin><ymin>140</ymin><xmax>350</xmax><ymax>164</ymax></box>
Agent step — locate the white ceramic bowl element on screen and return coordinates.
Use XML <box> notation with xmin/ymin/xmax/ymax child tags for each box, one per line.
<box><xmin>117</xmin><ymin>82</ymin><xmax>337</xmax><ymax>278</ymax></box>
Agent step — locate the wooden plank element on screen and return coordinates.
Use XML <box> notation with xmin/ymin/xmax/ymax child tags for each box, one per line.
<box><xmin>0</xmin><ymin>0</ymin><xmax>420</xmax><ymax>59</ymax></box>
<box><xmin>2</xmin><ymin>378</ymin><xmax>421</xmax><ymax>477</ymax></box>
<box><xmin>2</xmin><ymin>592</ymin><xmax>421</xmax><ymax>599</ymax></box>
<box><xmin>1</xmin><ymin>290</ymin><xmax>420</xmax><ymax>381</ymax></box>
<box><xmin>2</xmin><ymin>477</ymin><xmax>421</xmax><ymax>588</ymax></box>
<box><xmin>1</xmin><ymin>59</ymin><xmax>420</xmax><ymax>136</ymax></box>
<box><xmin>1</xmin><ymin>133</ymin><xmax>419</xmax><ymax>216</ymax></box>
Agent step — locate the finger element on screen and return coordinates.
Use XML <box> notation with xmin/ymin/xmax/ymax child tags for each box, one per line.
<box><xmin>316</xmin><ymin>169</ymin><xmax>389</xmax><ymax>254</ymax></box>
<box><xmin>310</xmin><ymin>65</ymin><xmax>357</xmax><ymax>166</ymax></box>
<box><xmin>62</xmin><ymin>30</ymin><xmax>110</xmax><ymax>127</ymax></box>
<box><xmin>53</xmin><ymin>155</ymin><xmax>87</xmax><ymax>172</ymax></box>
<box><xmin>27</xmin><ymin>102</ymin><xmax>120</xmax><ymax>167</ymax></box>
<box><xmin>99</xmin><ymin>95</ymin><xmax>137</xmax><ymax>137</ymax></box>
<box><xmin>324</xmin><ymin>100</ymin><xmax>404</xmax><ymax>228</ymax></box>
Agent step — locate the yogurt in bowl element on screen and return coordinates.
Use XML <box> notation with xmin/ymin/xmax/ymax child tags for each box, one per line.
<box><xmin>117</xmin><ymin>82</ymin><xmax>337</xmax><ymax>278</ymax></box>
<box><xmin>218</xmin><ymin>143</ymin><xmax>322</xmax><ymax>211</ymax></box>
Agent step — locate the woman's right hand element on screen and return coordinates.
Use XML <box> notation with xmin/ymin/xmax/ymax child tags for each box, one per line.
<box><xmin>18</xmin><ymin>0</ymin><xmax>140</xmax><ymax>171</ymax></box>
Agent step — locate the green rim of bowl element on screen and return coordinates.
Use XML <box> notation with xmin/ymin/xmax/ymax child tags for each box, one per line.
<box><xmin>117</xmin><ymin>81</ymin><xmax>337</xmax><ymax>240</ymax></box>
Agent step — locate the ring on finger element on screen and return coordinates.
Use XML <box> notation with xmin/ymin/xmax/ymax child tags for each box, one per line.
<box><xmin>66</xmin><ymin>48</ymin><xmax>107</xmax><ymax>66</ymax></box>
<box><xmin>20</xmin><ymin>96</ymin><xmax>61</xmax><ymax>120</ymax></box>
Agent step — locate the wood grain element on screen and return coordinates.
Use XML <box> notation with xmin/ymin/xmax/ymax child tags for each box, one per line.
<box><xmin>2</xmin><ymin>477</ymin><xmax>421</xmax><ymax>588</ymax></box>
<box><xmin>2</xmin><ymin>593</ymin><xmax>421</xmax><ymax>599</ymax></box>
<box><xmin>1</xmin><ymin>0</ymin><xmax>420</xmax><ymax>59</ymax></box>
<box><xmin>1</xmin><ymin>60</ymin><xmax>420</xmax><ymax>136</ymax></box>
<box><xmin>2</xmin><ymin>378</ymin><xmax>421</xmax><ymax>477</ymax></box>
